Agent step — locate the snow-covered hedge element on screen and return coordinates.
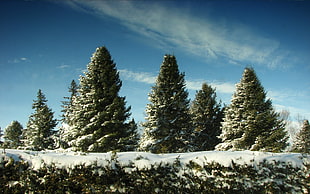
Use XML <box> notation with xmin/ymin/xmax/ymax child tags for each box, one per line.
<box><xmin>1</xmin><ymin>150</ymin><xmax>309</xmax><ymax>193</ymax></box>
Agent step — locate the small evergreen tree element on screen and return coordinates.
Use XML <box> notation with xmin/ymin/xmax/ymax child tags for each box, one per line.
<box><xmin>4</xmin><ymin>121</ymin><xmax>23</xmax><ymax>148</ymax></box>
<box><xmin>69</xmin><ymin>46</ymin><xmax>137</xmax><ymax>152</ymax></box>
<box><xmin>139</xmin><ymin>55</ymin><xmax>192</xmax><ymax>153</ymax></box>
<box><xmin>216</xmin><ymin>67</ymin><xmax>288</xmax><ymax>152</ymax></box>
<box><xmin>292</xmin><ymin>119</ymin><xmax>310</xmax><ymax>153</ymax></box>
<box><xmin>119</xmin><ymin>119</ymin><xmax>140</xmax><ymax>151</ymax></box>
<box><xmin>58</xmin><ymin>80</ymin><xmax>79</xmax><ymax>149</ymax></box>
<box><xmin>61</xmin><ymin>80</ymin><xmax>78</xmax><ymax>123</ymax></box>
<box><xmin>24</xmin><ymin>89</ymin><xmax>57</xmax><ymax>151</ymax></box>
<box><xmin>190</xmin><ymin>83</ymin><xmax>223</xmax><ymax>151</ymax></box>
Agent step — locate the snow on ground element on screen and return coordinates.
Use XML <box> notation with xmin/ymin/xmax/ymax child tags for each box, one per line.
<box><xmin>2</xmin><ymin>149</ymin><xmax>309</xmax><ymax>170</ymax></box>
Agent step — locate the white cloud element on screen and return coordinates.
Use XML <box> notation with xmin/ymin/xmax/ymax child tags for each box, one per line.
<box><xmin>57</xmin><ymin>64</ymin><xmax>70</xmax><ymax>69</ymax></box>
<box><xmin>119</xmin><ymin>69</ymin><xmax>156</xmax><ymax>84</ymax></box>
<box><xmin>185</xmin><ymin>80</ymin><xmax>202</xmax><ymax>91</ymax></box>
<box><xmin>268</xmin><ymin>89</ymin><xmax>310</xmax><ymax>121</ymax></box>
<box><xmin>119</xmin><ymin>69</ymin><xmax>235</xmax><ymax>94</ymax></box>
<box><xmin>268</xmin><ymin>89</ymin><xmax>308</xmax><ymax>104</ymax></box>
<box><xmin>273</xmin><ymin>104</ymin><xmax>310</xmax><ymax>121</ymax></box>
<box><xmin>210</xmin><ymin>81</ymin><xmax>236</xmax><ymax>94</ymax></box>
<box><xmin>186</xmin><ymin>80</ymin><xmax>235</xmax><ymax>94</ymax></box>
<box><xmin>8</xmin><ymin>57</ymin><xmax>29</xmax><ymax>63</ymax></box>
<box><xmin>66</xmin><ymin>0</ymin><xmax>291</xmax><ymax>69</ymax></box>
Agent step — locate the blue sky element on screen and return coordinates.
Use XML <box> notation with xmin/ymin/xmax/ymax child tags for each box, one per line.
<box><xmin>0</xmin><ymin>0</ymin><xmax>309</xmax><ymax>130</ymax></box>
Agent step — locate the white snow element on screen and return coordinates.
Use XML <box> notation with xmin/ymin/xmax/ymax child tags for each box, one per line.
<box><xmin>2</xmin><ymin>149</ymin><xmax>309</xmax><ymax>171</ymax></box>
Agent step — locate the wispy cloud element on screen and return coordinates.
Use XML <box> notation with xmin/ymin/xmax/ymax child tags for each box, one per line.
<box><xmin>210</xmin><ymin>81</ymin><xmax>236</xmax><ymax>94</ymax></box>
<box><xmin>273</xmin><ymin>104</ymin><xmax>310</xmax><ymax>121</ymax></box>
<box><xmin>186</xmin><ymin>80</ymin><xmax>235</xmax><ymax>94</ymax></box>
<box><xmin>268</xmin><ymin>90</ymin><xmax>307</xmax><ymax>103</ymax></box>
<box><xmin>119</xmin><ymin>69</ymin><xmax>156</xmax><ymax>84</ymax></box>
<box><xmin>8</xmin><ymin>57</ymin><xmax>29</xmax><ymax>63</ymax></box>
<box><xmin>268</xmin><ymin>89</ymin><xmax>310</xmax><ymax>120</ymax></box>
<box><xmin>57</xmin><ymin>64</ymin><xmax>70</xmax><ymax>69</ymax></box>
<box><xmin>119</xmin><ymin>69</ymin><xmax>235</xmax><ymax>94</ymax></box>
<box><xmin>65</xmin><ymin>0</ymin><xmax>293</xmax><ymax>69</ymax></box>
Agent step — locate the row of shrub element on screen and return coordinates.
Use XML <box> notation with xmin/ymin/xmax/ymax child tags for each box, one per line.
<box><xmin>1</xmin><ymin>154</ymin><xmax>309</xmax><ymax>193</ymax></box>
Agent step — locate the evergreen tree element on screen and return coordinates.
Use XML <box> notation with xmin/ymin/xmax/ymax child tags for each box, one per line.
<box><xmin>139</xmin><ymin>55</ymin><xmax>192</xmax><ymax>153</ymax></box>
<box><xmin>119</xmin><ymin>119</ymin><xmax>140</xmax><ymax>151</ymax></box>
<box><xmin>292</xmin><ymin>119</ymin><xmax>310</xmax><ymax>153</ymax></box>
<box><xmin>216</xmin><ymin>67</ymin><xmax>288</xmax><ymax>152</ymax></box>
<box><xmin>69</xmin><ymin>46</ymin><xmax>137</xmax><ymax>152</ymax></box>
<box><xmin>61</xmin><ymin>80</ymin><xmax>78</xmax><ymax>123</ymax></box>
<box><xmin>4</xmin><ymin>120</ymin><xmax>23</xmax><ymax>148</ymax></box>
<box><xmin>24</xmin><ymin>89</ymin><xmax>57</xmax><ymax>151</ymax></box>
<box><xmin>190</xmin><ymin>83</ymin><xmax>223</xmax><ymax>151</ymax></box>
<box><xmin>58</xmin><ymin>80</ymin><xmax>79</xmax><ymax>149</ymax></box>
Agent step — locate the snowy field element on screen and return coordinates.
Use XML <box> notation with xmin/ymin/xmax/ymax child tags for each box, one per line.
<box><xmin>2</xmin><ymin>149</ymin><xmax>309</xmax><ymax>170</ymax></box>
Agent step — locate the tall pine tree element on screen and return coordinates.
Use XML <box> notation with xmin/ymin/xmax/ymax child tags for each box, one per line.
<box><xmin>216</xmin><ymin>67</ymin><xmax>288</xmax><ymax>152</ymax></box>
<box><xmin>69</xmin><ymin>46</ymin><xmax>137</xmax><ymax>152</ymax></box>
<box><xmin>190</xmin><ymin>83</ymin><xmax>223</xmax><ymax>151</ymax></box>
<box><xmin>24</xmin><ymin>89</ymin><xmax>57</xmax><ymax>151</ymax></box>
<box><xmin>139</xmin><ymin>55</ymin><xmax>192</xmax><ymax>153</ymax></box>
<box><xmin>292</xmin><ymin>119</ymin><xmax>310</xmax><ymax>153</ymax></box>
<box><xmin>4</xmin><ymin>120</ymin><xmax>23</xmax><ymax>148</ymax></box>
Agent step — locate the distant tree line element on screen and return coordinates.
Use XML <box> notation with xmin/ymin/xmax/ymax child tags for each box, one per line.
<box><xmin>1</xmin><ymin>46</ymin><xmax>309</xmax><ymax>153</ymax></box>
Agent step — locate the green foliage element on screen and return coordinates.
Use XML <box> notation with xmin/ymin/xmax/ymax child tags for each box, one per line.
<box><xmin>24</xmin><ymin>89</ymin><xmax>57</xmax><ymax>151</ymax></box>
<box><xmin>217</xmin><ymin>67</ymin><xmax>288</xmax><ymax>152</ymax></box>
<box><xmin>4</xmin><ymin>121</ymin><xmax>23</xmax><ymax>149</ymax></box>
<box><xmin>190</xmin><ymin>83</ymin><xmax>224</xmax><ymax>151</ymax></box>
<box><xmin>140</xmin><ymin>55</ymin><xmax>192</xmax><ymax>153</ymax></box>
<box><xmin>1</xmin><ymin>153</ymin><xmax>309</xmax><ymax>193</ymax></box>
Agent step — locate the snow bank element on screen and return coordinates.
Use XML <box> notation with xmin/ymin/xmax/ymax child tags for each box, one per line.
<box><xmin>3</xmin><ymin>149</ymin><xmax>309</xmax><ymax>170</ymax></box>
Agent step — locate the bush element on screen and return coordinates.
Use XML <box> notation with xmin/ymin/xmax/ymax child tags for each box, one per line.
<box><xmin>1</xmin><ymin>154</ymin><xmax>309</xmax><ymax>193</ymax></box>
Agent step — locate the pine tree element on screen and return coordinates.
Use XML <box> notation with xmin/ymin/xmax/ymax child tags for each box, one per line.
<box><xmin>24</xmin><ymin>89</ymin><xmax>57</xmax><ymax>151</ymax></box>
<box><xmin>58</xmin><ymin>80</ymin><xmax>79</xmax><ymax>149</ymax></box>
<box><xmin>139</xmin><ymin>55</ymin><xmax>192</xmax><ymax>153</ymax></box>
<box><xmin>119</xmin><ymin>119</ymin><xmax>140</xmax><ymax>151</ymax></box>
<box><xmin>61</xmin><ymin>80</ymin><xmax>78</xmax><ymax>123</ymax></box>
<box><xmin>190</xmin><ymin>83</ymin><xmax>223</xmax><ymax>151</ymax></box>
<box><xmin>69</xmin><ymin>46</ymin><xmax>137</xmax><ymax>152</ymax></box>
<box><xmin>4</xmin><ymin>120</ymin><xmax>23</xmax><ymax>148</ymax></box>
<box><xmin>216</xmin><ymin>67</ymin><xmax>288</xmax><ymax>152</ymax></box>
<box><xmin>292</xmin><ymin>119</ymin><xmax>310</xmax><ymax>153</ymax></box>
